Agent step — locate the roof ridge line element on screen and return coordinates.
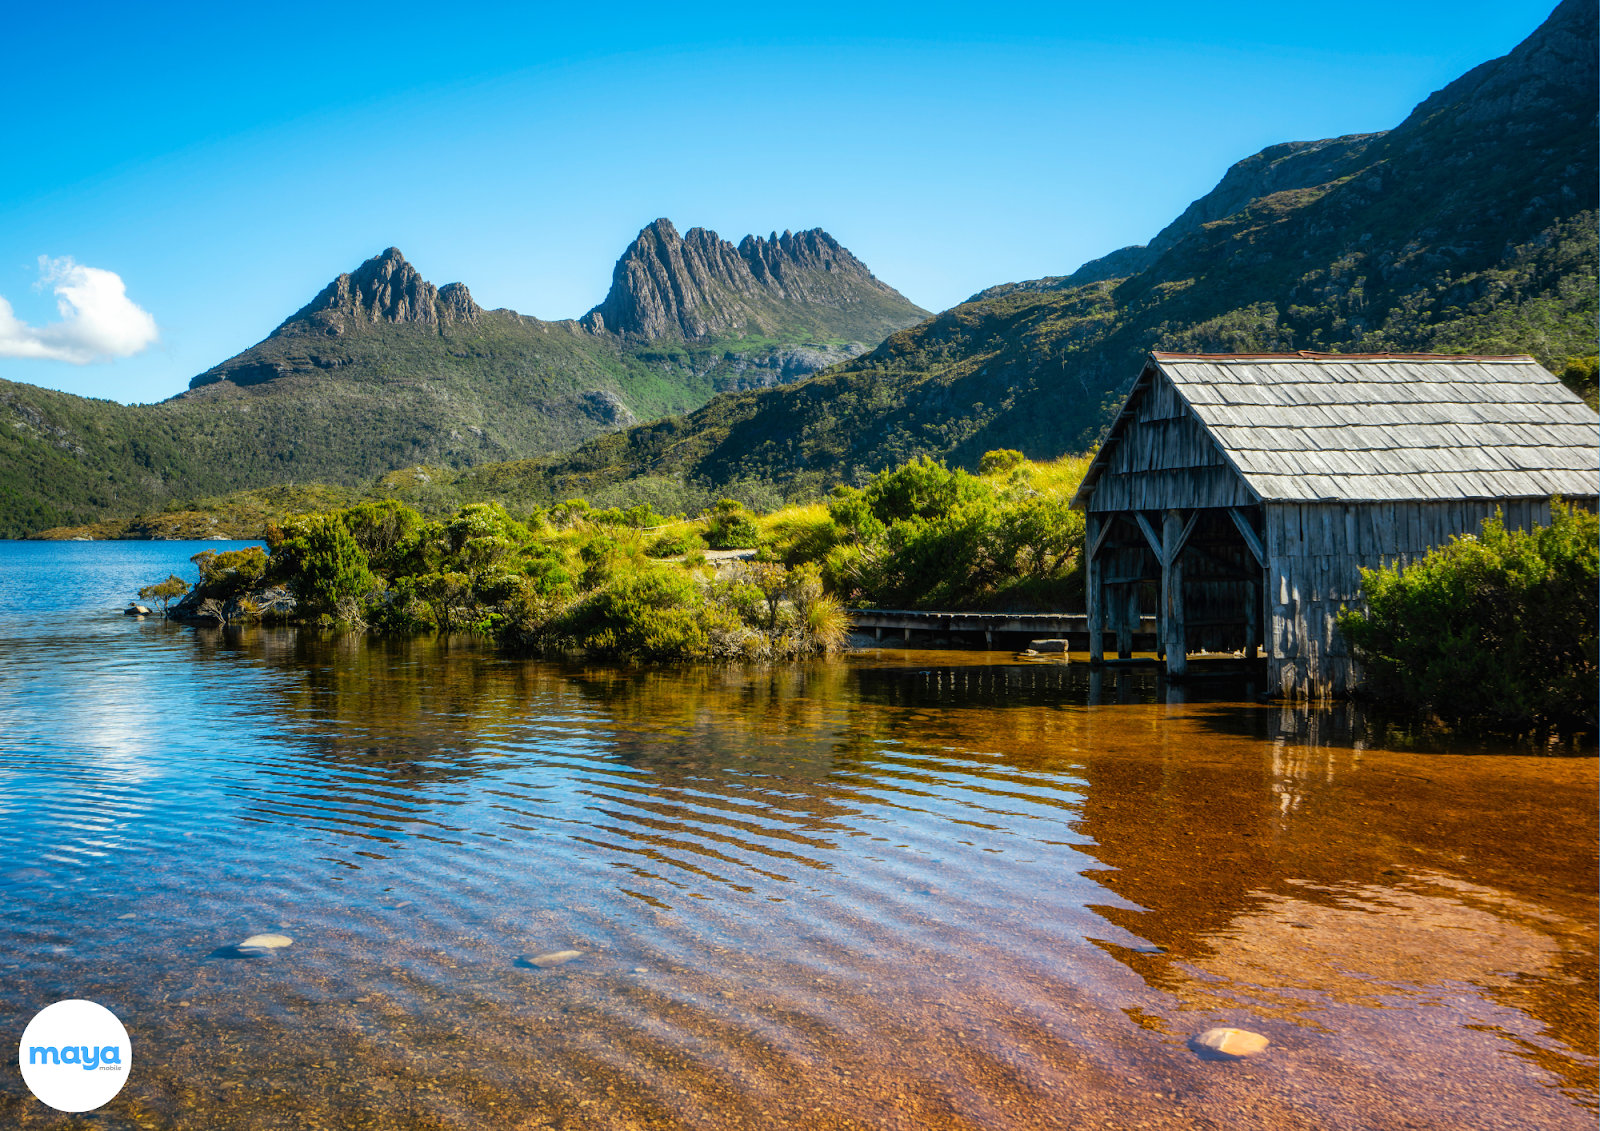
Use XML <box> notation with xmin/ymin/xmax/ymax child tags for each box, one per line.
<box><xmin>1151</xmin><ymin>351</ymin><xmax>1537</xmax><ymax>363</ymax></box>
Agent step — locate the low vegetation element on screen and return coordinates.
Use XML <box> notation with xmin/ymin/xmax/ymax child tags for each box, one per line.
<box><xmin>153</xmin><ymin>451</ymin><xmax>1091</xmax><ymax>659</ymax></box>
<box><xmin>1338</xmin><ymin>502</ymin><xmax>1599</xmax><ymax>732</ymax></box>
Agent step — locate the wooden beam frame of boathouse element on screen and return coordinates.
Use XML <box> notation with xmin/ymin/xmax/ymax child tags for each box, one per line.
<box><xmin>1073</xmin><ymin>351</ymin><xmax>1599</xmax><ymax>697</ymax></box>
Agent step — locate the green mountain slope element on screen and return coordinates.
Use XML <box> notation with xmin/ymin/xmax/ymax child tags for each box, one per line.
<box><xmin>0</xmin><ymin>225</ymin><xmax>927</xmax><ymax>537</ymax></box>
<box><xmin>503</xmin><ymin>0</ymin><xmax>1596</xmax><ymax>504</ymax></box>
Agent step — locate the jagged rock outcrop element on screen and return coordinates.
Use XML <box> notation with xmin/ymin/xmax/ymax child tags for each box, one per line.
<box><xmin>580</xmin><ymin>219</ymin><xmax>927</xmax><ymax>342</ymax></box>
<box><xmin>188</xmin><ymin>248</ymin><xmax>482</xmax><ymax>389</ymax></box>
<box><xmin>280</xmin><ymin>247</ymin><xmax>483</xmax><ymax>336</ymax></box>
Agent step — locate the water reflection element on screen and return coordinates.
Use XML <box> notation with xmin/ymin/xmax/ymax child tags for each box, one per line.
<box><xmin>0</xmin><ymin>614</ymin><xmax>1592</xmax><ymax>1129</ymax></box>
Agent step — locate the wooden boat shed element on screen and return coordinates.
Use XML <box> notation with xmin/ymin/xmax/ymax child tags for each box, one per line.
<box><xmin>1070</xmin><ymin>352</ymin><xmax>1599</xmax><ymax>697</ymax></box>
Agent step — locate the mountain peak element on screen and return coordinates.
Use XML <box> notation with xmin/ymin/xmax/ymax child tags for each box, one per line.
<box><xmin>580</xmin><ymin>220</ymin><xmax>924</xmax><ymax>342</ymax></box>
<box><xmin>278</xmin><ymin>248</ymin><xmax>482</xmax><ymax>337</ymax></box>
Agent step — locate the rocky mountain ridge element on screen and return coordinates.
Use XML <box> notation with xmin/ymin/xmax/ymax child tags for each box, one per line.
<box><xmin>286</xmin><ymin>246</ymin><xmax>483</xmax><ymax>332</ymax></box>
<box><xmin>580</xmin><ymin>219</ymin><xmax>926</xmax><ymax>342</ymax></box>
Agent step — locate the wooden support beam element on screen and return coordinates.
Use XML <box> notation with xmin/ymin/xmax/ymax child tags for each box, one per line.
<box><xmin>1163</xmin><ymin>508</ymin><xmax>1188</xmax><ymax>676</ymax></box>
<box><xmin>1133</xmin><ymin>511</ymin><xmax>1165</xmax><ymax>563</ymax></box>
<box><xmin>1086</xmin><ymin>515</ymin><xmax>1104</xmax><ymax>664</ymax></box>
<box><xmin>1228</xmin><ymin>507</ymin><xmax>1266</xmax><ymax>567</ymax></box>
<box><xmin>1132</xmin><ymin>510</ymin><xmax>1169</xmax><ymax>648</ymax></box>
<box><xmin>1178</xmin><ymin>509</ymin><xmax>1200</xmax><ymax>556</ymax></box>
<box><xmin>1087</xmin><ymin>512</ymin><xmax>1115</xmax><ymax>562</ymax></box>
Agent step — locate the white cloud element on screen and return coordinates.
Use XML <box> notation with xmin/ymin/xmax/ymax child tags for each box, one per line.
<box><xmin>0</xmin><ymin>256</ymin><xmax>160</xmax><ymax>364</ymax></box>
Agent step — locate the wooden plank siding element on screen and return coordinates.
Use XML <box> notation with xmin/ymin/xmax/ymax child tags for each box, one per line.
<box><xmin>1264</xmin><ymin>499</ymin><xmax>1555</xmax><ymax>698</ymax></box>
<box><xmin>1086</xmin><ymin>371</ymin><xmax>1258</xmax><ymax>513</ymax></box>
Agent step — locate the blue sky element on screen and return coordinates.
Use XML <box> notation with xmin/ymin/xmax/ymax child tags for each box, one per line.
<box><xmin>0</xmin><ymin>0</ymin><xmax>1560</xmax><ymax>404</ymax></box>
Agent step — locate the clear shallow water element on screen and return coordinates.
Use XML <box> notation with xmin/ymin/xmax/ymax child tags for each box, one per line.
<box><xmin>0</xmin><ymin>541</ymin><xmax>1594</xmax><ymax>1129</ymax></box>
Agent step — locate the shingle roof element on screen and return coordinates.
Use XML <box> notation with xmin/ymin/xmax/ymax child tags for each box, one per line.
<box><xmin>1081</xmin><ymin>353</ymin><xmax>1597</xmax><ymax>505</ymax></box>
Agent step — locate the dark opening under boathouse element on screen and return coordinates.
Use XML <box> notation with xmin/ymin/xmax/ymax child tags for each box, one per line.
<box><xmin>1070</xmin><ymin>352</ymin><xmax>1599</xmax><ymax>698</ymax></box>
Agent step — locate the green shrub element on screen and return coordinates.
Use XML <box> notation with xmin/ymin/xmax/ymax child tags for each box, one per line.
<box><xmin>578</xmin><ymin>530</ymin><xmax>647</xmax><ymax>589</ymax></box>
<box><xmin>272</xmin><ymin>514</ymin><xmax>377</xmax><ymax>609</ymax></box>
<box><xmin>413</xmin><ymin>570</ymin><xmax>474</xmax><ymax>631</ymax></box>
<box><xmin>591</xmin><ymin>502</ymin><xmax>676</xmax><ymax>529</ymax></box>
<box><xmin>189</xmin><ymin>546</ymin><xmax>268</xmax><ymax>598</ymax></box>
<box><xmin>559</xmin><ymin>568</ymin><xmax>721</xmax><ymax>659</ymax></box>
<box><xmin>368</xmin><ymin>575</ymin><xmax>436</xmax><ymax>634</ymax></box>
<box><xmin>646</xmin><ymin>528</ymin><xmax>706</xmax><ymax>557</ymax></box>
<box><xmin>138</xmin><ymin>574</ymin><xmax>190</xmax><ymax>616</ymax></box>
<box><xmin>825</xmin><ymin>486</ymin><xmax>886</xmax><ymax>545</ymax></box>
<box><xmin>341</xmin><ymin>500</ymin><xmax>425</xmax><ymax>574</ymax></box>
<box><xmin>704</xmin><ymin>499</ymin><xmax>761</xmax><ymax>549</ymax></box>
<box><xmin>521</xmin><ymin>544</ymin><xmax>576</xmax><ymax>596</ymax></box>
<box><xmin>548</xmin><ymin>499</ymin><xmax>593</xmax><ymax>528</ymax></box>
<box><xmin>879</xmin><ymin>500</ymin><xmax>1001</xmax><ymax>607</ymax></box>
<box><xmin>862</xmin><ymin>456</ymin><xmax>984</xmax><ymax>525</ymax></box>
<box><xmin>978</xmin><ymin>449</ymin><xmax>1026</xmax><ymax>476</ymax></box>
<box><xmin>1338</xmin><ymin>502</ymin><xmax>1599</xmax><ymax>729</ymax></box>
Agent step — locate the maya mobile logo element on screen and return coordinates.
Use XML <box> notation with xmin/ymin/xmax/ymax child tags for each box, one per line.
<box><xmin>18</xmin><ymin>999</ymin><xmax>132</xmax><ymax>1112</ymax></box>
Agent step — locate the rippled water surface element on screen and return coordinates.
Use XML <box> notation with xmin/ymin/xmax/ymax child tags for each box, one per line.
<box><xmin>0</xmin><ymin>541</ymin><xmax>1594</xmax><ymax>1129</ymax></box>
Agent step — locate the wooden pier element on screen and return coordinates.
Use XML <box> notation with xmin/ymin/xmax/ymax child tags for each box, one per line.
<box><xmin>846</xmin><ymin>608</ymin><xmax>1158</xmax><ymax>650</ymax></box>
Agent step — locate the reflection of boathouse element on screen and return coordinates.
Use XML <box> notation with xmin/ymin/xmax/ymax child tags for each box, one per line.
<box><xmin>1070</xmin><ymin>353</ymin><xmax>1599</xmax><ymax>698</ymax></box>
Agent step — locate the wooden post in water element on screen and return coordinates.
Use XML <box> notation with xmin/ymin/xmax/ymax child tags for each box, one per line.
<box><xmin>1163</xmin><ymin>508</ymin><xmax>1187</xmax><ymax>676</ymax></box>
<box><xmin>1086</xmin><ymin>515</ymin><xmax>1104</xmax><ymax>664</ymax></box>
<box><xmin>1117</xmin><ymin>583</ymin><xmax>1137</xmax><ymax>659</ymax></box>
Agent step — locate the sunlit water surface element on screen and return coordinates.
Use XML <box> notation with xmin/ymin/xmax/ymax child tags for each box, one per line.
<box><xmin>0</xmin><ymin>541</ymin><xmax>1594</xmax><ymax>1130</ymax></box>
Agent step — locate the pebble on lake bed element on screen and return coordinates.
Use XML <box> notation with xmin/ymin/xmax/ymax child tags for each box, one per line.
<box><xmin>529</xmin><ymin>950</ymin><xmax>583</xmax><ymax>968</ymax></box>
<box><xmin>1191</xmin><ymin>1027</ymin><xmax>1269</xmax><ymax>1059</ymax></box>
<box><xmin>239</xmin><ymin>933</ymin><xmax>293</xmax><ymax>950</ymax></box>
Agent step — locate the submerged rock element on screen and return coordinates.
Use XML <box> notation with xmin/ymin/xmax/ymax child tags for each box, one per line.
<box><xmin>528</xmin><ymin>949</ymin><xmax>583</xmax><ymax>968</ymax></box>
<box><xmin>239</xmin><ymin>933</ymin><xmax>293</xmax><ymax>950</ymax></box>
<box><xmin>1191</xmin><ymin>1027</ymin><xmax>1269</xmax><ymax>1059</ymax></box>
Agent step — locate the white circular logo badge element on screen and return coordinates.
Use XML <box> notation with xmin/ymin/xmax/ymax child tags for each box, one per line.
<box><xmin>18</xmin><ymin>999</ymin><xmax>132</xmax><ymax>1112</ymax></box>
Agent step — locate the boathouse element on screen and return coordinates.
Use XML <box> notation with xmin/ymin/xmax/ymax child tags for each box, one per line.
<box><xmin>1070</xmin><ymin>352</ymin><xmax>1599</xmax><ymax>697</ymax></box>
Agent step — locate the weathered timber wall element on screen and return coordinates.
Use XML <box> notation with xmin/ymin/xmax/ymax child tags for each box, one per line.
<box><xmin>1087</xmin><ymin>372</ymin><xmax>1256</xmax><ymax>512</ymax></box>
<box><xmin>1264</xmin><ymin>498</ymin><xmax>1557</xmax><ymax>698</ymax></box>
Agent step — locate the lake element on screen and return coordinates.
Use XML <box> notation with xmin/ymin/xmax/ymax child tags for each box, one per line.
<box><xmin>0</xmin><ymin>540</ymin><xmax>1593</xmax><ymax>1129</ymax></box>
